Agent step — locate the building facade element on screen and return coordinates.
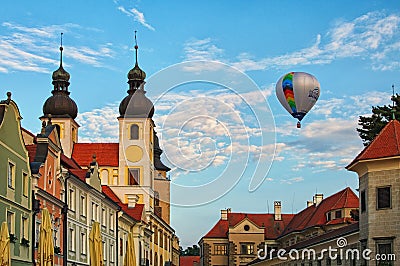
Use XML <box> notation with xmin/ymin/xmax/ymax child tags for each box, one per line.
<box><xmin>27</xmin><ymin>120</ymin><xmax>64</xmax><ymax>266</ymax></box>
<box><xmin>0</xmin><ymin>92</ymin><xmax>32</xmax><ymax>266</ymax></box>
<box><xmin>200</xmin><ymin>188</ymin><xmax>360</xmax><ymax>266</ymax></box>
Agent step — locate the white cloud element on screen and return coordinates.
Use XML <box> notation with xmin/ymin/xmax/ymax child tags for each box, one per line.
<box><xmin>0</xmin><ymin>22</ymin><xmax>115</xmax><ymax>73</ymax></box>
<box><xmin>183</xmin><ymin>11</ymin><xmax>400</xmax><ymax>72</ymax></box>
<box><xmin>76</xmin><ymin>103</ymin><xmax>119</xmax><ymax>143</ymax></box>
<box><xmin>117</xmin><ymin>6</ymin><xmax>155</xmax><ymax>31</ymax></box>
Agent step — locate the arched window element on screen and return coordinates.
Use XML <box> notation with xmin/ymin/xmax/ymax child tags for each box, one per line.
<box><xmin>130</xmin><ymin>124</ymin><xmax>139</xmax><ymax>140</ymax></box>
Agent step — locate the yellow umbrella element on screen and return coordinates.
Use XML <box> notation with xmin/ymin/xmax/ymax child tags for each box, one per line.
<box><xmin>0</xmin><ymin>222</ymin><xmax>11</xmax><ymax>266</ymax></box>
<box><xmin>89</xmin><ymin>222</ymin><xmax>103</xmax><ymax>266</ymax></box>
<box><xmin>124</xmin><ymin>230</ymin><xmax>136</xmax><ymax>266</ymax></box>
<box><xmin>37</xmin><ymin>208</ymin><xmax>54</xmax><ymax>266</ymax></box>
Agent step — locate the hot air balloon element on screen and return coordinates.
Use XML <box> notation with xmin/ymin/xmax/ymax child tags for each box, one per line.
<box><xmin>275</xmin><ymin>72</ymin><xmax>320</xmax><ymax>128</ymax></box>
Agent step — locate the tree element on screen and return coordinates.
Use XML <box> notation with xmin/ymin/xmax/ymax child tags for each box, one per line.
<box><xmin>180</xmin><ymin>245</ymin><xmax>200</xmax><ymax>256</ymax></box>
<box><xmin>357</xmin><ymin>94</ymin><xmax>400</xmax><ymax>146</ymax></box>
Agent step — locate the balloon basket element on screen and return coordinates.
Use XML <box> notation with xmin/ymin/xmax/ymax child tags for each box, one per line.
<box><xmin>297</xmin><ymin>122</ymin><xmax>301</xmax><ymax>128</ymax></box>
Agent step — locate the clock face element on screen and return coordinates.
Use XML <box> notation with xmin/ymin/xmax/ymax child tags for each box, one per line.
<box><xmin>125</xmin><ymin>145</ymin><xmax>143</xmax><ymax>162</ymax></box>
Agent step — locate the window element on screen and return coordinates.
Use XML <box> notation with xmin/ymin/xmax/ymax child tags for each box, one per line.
<box><xmin>244</xmin><ymin>224</ymin><xmax>250</xmax><ymax>231</ymax></box>
<box><xmin>335</xmin><ymin>210</ymin><xmax>342</xmax><ymax>219</ymax></box>
<box><xmin>154</xmin><ymin>252</ymin><xmax>158</xmax><ymax>266</ymax></box>
<box><xmin>326</xmin><ymin>258</ymin><xmax>331</xmax><ymax>266</ymax></box>
<box><xmin>154</xmin><ymin>192</ymin><xmax>160</xmax><ymax>206</ymax></box>
<box><xmin>160</xmin><ymin>231</ymin><xmax>163</xmax><ymax>248</ymax></box>
<box><xmin>164</xmin><ymin>234</ymin><xmax>168</xmax><ymax>250</ymax></box>
<box><xmin>80</xmin><ymin>196</ymin><xmax>87</xmax><ymax>217</ymax></box>
<box><xmin>120</xmin><ymin>238</ymin><xmax>123</xmax><ymax>256</ymax></box>
<box><xmin>81</xmin><ymin>232</ymin><xmax>87</xmax><ymax>254</ymax></box>
<box><xmin>240</xmin><ymin>243</ymin><xmax>254</xmax><ymax>255</ymax></box>
<box><xmin>110</xmin><ymin>243</ymin><xmax>115</xmax><ymax>262</ymax></box>
<box><xmin>128</xmin><ymin>168</ymin><xmax>140</xmax><ymax>185</ymax></box>
<box><xmin>22</xmin><ymin>172</ymin><xmax>29</xmax><ymax>196</ymax></box>
<box><xmin>102</xmin><ymin>208</ymin><xmax>106</xmax><ymax>227</ymax></box>
<box><xmin>361</xmin><ymin>190</ymin><xmax>366</xmax><ymax>212</ymax></box>
<box><xmin>92</xmin><ymin>202</ymin><xmax>99</xmax><ymax>221</ymax></box>
<box><xmin>110</xmin><ymin>213</ymin><xmax>114</xmax><ymax>231</ymax></box>
<box><xmin>8</xmin><ymin>161</ymin><xmax>15</xmax><ymax>188</ymax></box>
<box><xmin>103</xmin><ymin>241</ymin><xmax>107</xmax><ymax>261</ymax></box>
<box><xmin>22</xmin><ymin>217</ymin><xmax>28</xmax><ymax>239</ymax></box>
<box><xmin>376</xmin><ymin>239</ymin><xmax>394</xmax><ymax>266</ymax></box>
<box><xmin>35</xmin><ymin>221</ymin><xmax>40</xmax><ymax>247</ymax></box>
<box><xmin>130</xmin><ymin>124</ymin><xmax>139</xmax><ymax>140</ymax></box>
<box><xmin>327</xmin><ymin>212</ymin><xmax>331</xmax><ymax>221</ymax></box>
<box><xmin>6</xmin><ymin>211</ymin><xmax>14</xmax><ymax>234</ymax></box>
<box><xmin>150</xmin><ymin>250</ymin><xmax>153</xmax><ymax>265</ymax></box>
<box><xmin>214</xmin><ymin>244</ymin><xmax>227</xmax><ymax>255</ymax></box>
<box><xmin>377</xmin><ymin>186</ymin><xmax>391</xmax><ymax>209</ymax></box>
<box><xmin>154</xmin><ymin>227</ymin><xmax>158</xmax><ymax>244</ymax></box>
<box><xmin>69</xmin><ymin>189</ymin><xmax>75</xmax><ymax>211</ymax></box>
<box><xmin>69</xmin><ymin>228</ymin><xmax>75</xmax><ymax>251</ymax></box>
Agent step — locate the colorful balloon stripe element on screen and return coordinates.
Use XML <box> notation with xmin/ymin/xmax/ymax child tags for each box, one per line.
<box><xmin>282</xmin><ymin>72</ymin><xmax>297</xmax><ymax>113</ymax></box>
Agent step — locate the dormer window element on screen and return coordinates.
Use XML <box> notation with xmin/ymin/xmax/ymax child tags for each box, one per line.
<box><xmin>130</xmin><ymin>124</ymin><xmax>139</xmax><ymax>140</ymax></box>
<box><xmin>335</xmin><ymin>210</ymin><xmax>342</xmax><ymax>219</ymax></box>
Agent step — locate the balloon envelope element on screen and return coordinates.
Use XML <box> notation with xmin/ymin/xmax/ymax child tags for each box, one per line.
<box><xmin>275</xmin><ymin>72</ymin><xmax>320</xmax><ymax>121</ymax></box>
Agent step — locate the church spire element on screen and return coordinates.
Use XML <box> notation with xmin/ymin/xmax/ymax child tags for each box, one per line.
<box><xmin>43</xmin><ymin>33</ymin><xmax>77</xmax><ymax>119</ymax></box>
<box><xmin>52</xmin><ymin>32</ymin><xmax>71</xmax><ymax>92</ymax></box>
<box><xmin>127</xmin><ymin>30</ymin><xmax>146</xmax><ymax>91</ymax></box>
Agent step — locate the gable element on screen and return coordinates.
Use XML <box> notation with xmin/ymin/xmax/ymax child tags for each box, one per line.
<box><xmin>0</xmin><ymin>101</ymin><xmax>29</xmax><ymax>159</ymax></box>
<box><xmin>230</xmin><ymin>217</ymin><xmax>263</xmax><ymax>234</ymax></box>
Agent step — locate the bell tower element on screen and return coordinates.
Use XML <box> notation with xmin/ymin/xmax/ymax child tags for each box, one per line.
<box><xmin>113</xmin><ymin>31</ymin><xmax>156</xmax><ymax>212</ymax></box>
<box><xmin>41</xmin><ymin>33</ymin><xmax>79</xmax><ymax>157</ymax></box>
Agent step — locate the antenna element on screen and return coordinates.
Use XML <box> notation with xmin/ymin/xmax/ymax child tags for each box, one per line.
<box><xmin>392</xmin><ymin>84</ymin><xmax>396</xmax><ymax>120</ymax></box>
<box><xmin>267</xmin><ymin>200</ymin><xmax>270</xmax><ymax>214</ymax></box>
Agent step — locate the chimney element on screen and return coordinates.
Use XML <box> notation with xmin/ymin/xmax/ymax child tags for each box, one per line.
<box><xmin>307</xmin><ymin>200</ymin><xmax>314</xmax><ymax>207</ymax></box>
<box><xmin>127</xmin><ymin>194</ymin><xmax>139</xmax><ymax>208</ymax></box>
<box><xmin>313</xmin><ymin>194</ymin><xmax>324</xmax><ymax>206</ymax></box>
<box><xmin>274</xmin><ymin>201</ymin><xmax>282</xmax><ymax>221</ymax></box>
<box><xmin>221</xmin><ymin>208</ymin><xmax>231</xmax><ymax>220</ymax></box>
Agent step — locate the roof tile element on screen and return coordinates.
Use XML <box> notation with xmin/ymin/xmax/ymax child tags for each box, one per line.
<box><xmin>72</xmin><ymin>143</ymin><xmax>119</xmax><ymax>167</ymax></box>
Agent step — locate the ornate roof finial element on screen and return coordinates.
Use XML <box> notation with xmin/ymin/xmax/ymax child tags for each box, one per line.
<box><xmin>134</xmin><ymin>30</ymin><xmax>138</xmax><ymax>66</ymax></box>
<box><xmin>60</xmin><ymin>33</ymin><xmax>64</xmax><ymax>67</ymax></box>
<box><xmin>6</xmin><ymin>92</ymin><xmax>11</xmax><ymax>101</ymax></box>
<box><xmin>392</xmin><ymin>84</ymin><xmax>396</xmax><ymax>120</ymax></box>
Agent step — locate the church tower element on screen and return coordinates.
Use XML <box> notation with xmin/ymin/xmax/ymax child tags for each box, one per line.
<box><xmin>41</xmin><ymin>34</ymin><xmax>79</xmax><ymax>157</ymax></box>
<box><xmin>114</xmin><ymin>32</ymin><xmax>157</xmax><ymax>212</ymax></box>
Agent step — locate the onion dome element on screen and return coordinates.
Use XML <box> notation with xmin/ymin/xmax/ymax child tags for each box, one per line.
<box><xmin>42</xmin><ymin>34</ymin><xmax>78</xmax><ymax>119</ymax></box>
<box><xmin>119</xmin><ymin>31</ymin><xmax>154</xmax><ymax>118</ymax></box>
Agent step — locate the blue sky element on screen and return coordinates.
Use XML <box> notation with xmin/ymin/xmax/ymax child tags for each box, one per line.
<box><xmin>1</xmin><ymin>1</ymin><xmax>400</xmax><ymax>247</ymax></box>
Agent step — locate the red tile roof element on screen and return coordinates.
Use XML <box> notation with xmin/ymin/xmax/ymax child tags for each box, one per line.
<box><xmin>69</xmin><ymin>169</ymin><xmax>87</xmax><ymax>182</ymax></box>
<box><xmin>203</xmin><ymin>213</ymin><xmax>294</xmax><ymax>239</ymax></box>
<box><xmin>180</xmin><ymin>256</ymin><xmax>200</xmax><ymax>266</ymax></box>
<box><xmin>204</xmin><ymin>220</ymin><xmax>229</xmax><ymax>238</ymax></box>
<box><xmin>203</xmin><ymin>188</ymin><xmax>359</xmax><ymax>240</ymax></box>
<box><xmin>102</xmin><ymin>186</ymin><xmax>145</xmax><ymax>222</ymax></box>
<box><xmin>72</xmin><ymin>143</ymin><xmax>119</xmax><ymax>167</ymax></box>
<box><xmin>61</xmin><ymin>154</ymin><xmax>82</xmax><ymax>169</ymax></box>
<box><xmin>282</xmin><ymin>187</ymin><xmax>358</xmax><ymax>235</ymax></box>
<box><xmin>25</xmin><ymin>144</ymin><xmax>37</xmax><ymax>163</ymax></box>
<box><xmin>348</xmin><ymin>120</ymin><xmax>400</xmax><ymax>168</ymax></box>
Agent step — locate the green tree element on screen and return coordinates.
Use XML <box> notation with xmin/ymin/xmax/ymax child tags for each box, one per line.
<box><xmin>180</xmin><ymin>245</ymin><xmax>200</xmax><ymax>256</ymax></box>
<box><xmin>357</xmin><ymin>94</ymin><xmax>400</xmax><ymax>146</ymax></box>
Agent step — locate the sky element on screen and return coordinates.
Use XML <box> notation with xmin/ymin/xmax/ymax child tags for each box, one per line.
<box><xmin>1</xmin><ymin>1</ymin><xmax>400</xmax><ymax>247</ymax></box>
